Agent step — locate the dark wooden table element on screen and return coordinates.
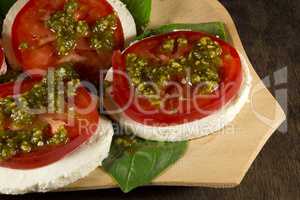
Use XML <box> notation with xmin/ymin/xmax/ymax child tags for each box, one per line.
<box><xmin>1</xmin><ymin>0</ymin><xmax>299</xmax><ymax>199</ymax></box>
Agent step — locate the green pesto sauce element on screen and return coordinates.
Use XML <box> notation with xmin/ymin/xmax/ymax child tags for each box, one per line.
<box><xmin>126</xmin><ymin>36</ymin><xmax>222</xmax><ymax>103</ymax></box>
<box><xmin>161</xmin><ymin>38</ymin><xmax>175</xmax><ymax>53</ymax></box>
<box><xmin>18</xmin><ymin>42</ymin><xmax>29</xmax><ymax>50</ymax></box>
<box><xmin>90</xmin><ymin>14</ymin><xmax>117</xmax><ymax>51</ymax></box>
<box><xmin>161</xmin><ymin>37</ymin><xmax>188</xmax><ymax>53</ymax></box>
<box><xmin>0</xmin><ymin>126</ymin><xmax>69</xmax><ymax>161</ymax></box>
<box><xmin>46</xmin><ymin>0</ymin><xmax>116</xmax><ymax>56</ymax></box>
<box><xmin>47</xmin><ymin>0</ymin><xmax>89</xmax><ymax>56</ymax></box>
<box><xmin>0</xmin><ymin>65</ymin><xmax>79</xmax><ymax>161</ymax></box>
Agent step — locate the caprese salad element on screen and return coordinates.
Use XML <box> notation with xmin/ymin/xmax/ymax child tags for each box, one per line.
<box><xmin>0</xmin><ymin>65</ymin><xmax>114</xmax><ymax>194</ymax></box>
<box><xmin>104</xmin><ymin>31</ymin><xmax>252</xmax><ymax>141</ymax></box>
<box><xmin>0</xmin><ymin>0</ymin><xmax>253</xmax><ymax>195</ymax></box>
<box><xmin>2</xmin><ymin>0</ymin><xmax>136</xmax><ymax>83</ymax></box>
<box><xmin>0</xmin><ymin>0</ymin><xmax>136</xmax><ymax>195</ymax></box>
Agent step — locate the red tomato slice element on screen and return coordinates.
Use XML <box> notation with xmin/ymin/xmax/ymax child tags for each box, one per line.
<box><xmin>0</xmin><ymin>79</ymin><xmax>100</xmax><ymax>169</ymax></box>
<box><xmin>12</xmin><ymin>0</ymin><xmax>124</xmax><ymax>82</ymax></box>
<box><xmin>112</xmin><ymin>31</ymin><xmax>243</xmax><ymax>125</ymax></box>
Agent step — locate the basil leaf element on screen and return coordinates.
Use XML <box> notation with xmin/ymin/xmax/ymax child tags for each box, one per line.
<box><xmin>0</xmin><ymin>0</ymin><xmax>15</xmax><ymax>18</ymax></box>
<box><xmin>103</xmin><ymin>136</ymin><xmax>188</xmax><ymax>193</ymax></box>
<box><xmin>121</xmin><ymin>0</ymin><xmax>152</xmax><ymax>32</ymax></box>
<box><xmin>0</xmin><ymin>0</ymin><xmax>16</xmax><ymax>32</ymax></box>
<box><xmin>136</xmin><ymin>22</ymin><xmax>229</xmax><ymax>41</ymax></box>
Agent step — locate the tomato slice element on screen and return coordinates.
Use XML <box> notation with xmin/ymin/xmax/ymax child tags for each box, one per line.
<box><xmin>0</xmin><ymin>79</ymin><xmax>99</xmax><ymax>169</ymax></box>
<box><xmin>12</xmin><ymin>0</ymin><xmax>124</xmax><ymax>82</ymax></box>
<box><xmin>112</xmin><ymin>31</ymin><xmax>243</xmax><ymax>125</ymax></box>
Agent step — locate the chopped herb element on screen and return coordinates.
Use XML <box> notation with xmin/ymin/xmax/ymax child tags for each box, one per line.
<box><xmin>18</xmin><ymin>42</ymin><xmax>29</xmax><ymax>50</ymax></box>
<box><xmin>54</xmin><ymin>63</ymin><xmax>79</xmax><ymax>80</ymax></box>
<box><xmin>76</xmin><ymin>21</ymin><xmax>89</xmax><ymax>37</ymax></box>
<box><xmin>177</xmin><ymin>37</ymin><xmax>188</xmax><ymax>47</ymax></box>
<box><xmin>47</xmin><ymin>126</ymin><xmax>69</xmax><ymax>145</ymax></box>
<box><xmin>47</xmin><ymin>0</ymin><xmax>89</xmax><ymax>56</ymax></box>
<box><xmin>0</xmin><ymin>65</ymin><xmax>81</xmax><ymax>161</ymax></box>
<box><xmin>161</xmin><ymin>39</ymin><xmax>175</xmax><ymax>53</ymax></box>
<box><xmin>0</xmin><ymin>125</ymin><xmax>71</xmax><ymax>161</ymax></box>
<box><xmin>64</xmin><ymin>0</ymin><xmax>79</xmax><ymax>14</ymax></box>
<box><xmin>90</xmin><ymin>14</ymin><xmax>117</xmax><ymax>51</ymax></box>
<box><xmin>47</xmin><ymin>0</ymin><xmax>117</xmax><ymax>55</ymax></box>
<box><xmin>126</xmin><ymin>36</ymin><xmax>222</xmax><ymax>105</ymax></box>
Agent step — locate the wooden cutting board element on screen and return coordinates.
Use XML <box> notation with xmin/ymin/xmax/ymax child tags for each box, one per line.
<box><xmin>64</xmin><ymin>0</ymin><xmax>286</xmax><ymax>191</ymax></box>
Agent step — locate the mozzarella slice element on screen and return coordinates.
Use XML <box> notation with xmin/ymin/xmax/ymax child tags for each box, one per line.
<box><xmin>0</xmin><ymin>60</ymin><xmax>7</xmax><ymax>76</ymax></box>
<box><xmin>0</xmin><ymin>54</ymin><xmax>7</xmax><ymax>76</ymax></box>
<box><xmin>104</xmin><ymin>54</ymin><xmax>252</xmax><ymax>142</ymax></box>
<box><xmin>2</xmin><ymin>0</ymin><xmax>137</xmax><ymax>69</ymax></box>
<box><xmin>107</xmin><ymin>0</ymin><xmax>137</xmax><ymax>45</ymax></box>
<box><xmin>0</xmin><ymin>118</ymin><xmax>114</xmax><ymax>195</ymax></box>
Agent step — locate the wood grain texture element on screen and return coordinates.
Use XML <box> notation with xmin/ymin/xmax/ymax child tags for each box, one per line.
<box><xmin>1</xmin><ymin>0</ymin><xmax>298</xmax><ymax>199</ymax></box>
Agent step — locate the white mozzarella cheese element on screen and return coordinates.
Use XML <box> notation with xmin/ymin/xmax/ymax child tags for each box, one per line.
<box><xmin>0</xmin><ymin>61</ymin><xmax>7</xmax><ymax>75</ymax></box>
<box><xmin>104</xmin><ymin>54</ymin><xmax>252</xmax><ymax>142</ymax></box>
<box><xmin>107</xmin><ymin>0</ymin><xmax>137</xmax><ymax>45</ymax></box>
<box><xmin>2</xmin><ymin>0</ymin><xmax>137</xmax><ymax>69</ymax></box>
<box><xmin>0</xmin><ymin>118</ymin><xmax>114</xmax><ymax>195</ymax></box>
<box><xmin>0</xmin><ymin>50</ymin><xmax>7</xmax><ymax>75</ymax></box>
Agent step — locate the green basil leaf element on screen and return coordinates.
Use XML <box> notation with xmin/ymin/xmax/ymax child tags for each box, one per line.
<box><xmin>136</xmin><ymin>22</ymin><xmax>229</xmax><ymax>41</ymax></box>
<box><xmin>0</xmin><ymin>0</ymin><xmax>16</xmax><ymax>32</ymax></box>
<box><xmin>103</xmin><ymin>136</ymin><xmax>188</xmax><ymax>193</ymax></box>
<box><xmin>0</xmin><ymin>0</ymin><xmax>15</xmax><ymax>18</ymax></box>
<box><xmin>121</xmin><ymin>0</ymin><xmax>152</xmax><ymax>32</ymax></box>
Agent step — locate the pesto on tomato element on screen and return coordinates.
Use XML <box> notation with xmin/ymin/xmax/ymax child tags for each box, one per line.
<box><xmin>112</xmin><ymin>31</ymin><xmax>243</xmax><ymax>125</ymax></box>
<box><xmin>126</xmin><ymin>36</ymin><xmax>222</xmax><ymax>106</ymax></box>
<box><xmin>0</xmin><ymin>65</ymin><xmax>79</xmax><ymax>161</ymax></box>
<box><xmin>46</xmin><ymin>0</ymin><xmax>117</xmax><ymax>56</ymax></box>
<box><xmin>0</xmin><ymin>66</ymin><xmax>99</xmax><ymax>169</ymax></box>
<box><xmin>12</xmin><ymin>0</ymin><xmax>124</xmax><ymax>83</ymax></box>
